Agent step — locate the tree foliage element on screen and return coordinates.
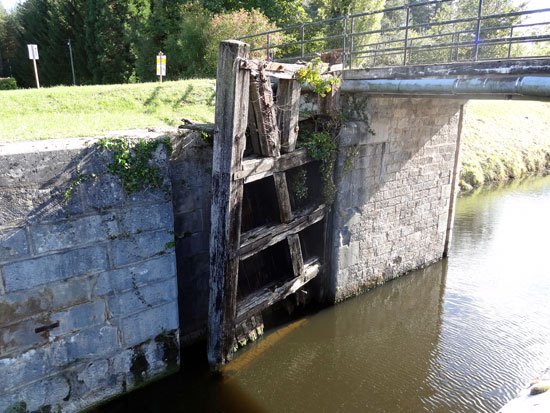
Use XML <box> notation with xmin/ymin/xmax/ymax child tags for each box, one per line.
<box><xmin>0</xmin><ymin>0</ymin><xmax>535</xmax><ymax>87</ymax></box>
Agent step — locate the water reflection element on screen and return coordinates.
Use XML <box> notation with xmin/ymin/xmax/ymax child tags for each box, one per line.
<box><xmin>227</xmin><ymin>261</ymin><xmax>448</xmax><ymax>412</ymax></box>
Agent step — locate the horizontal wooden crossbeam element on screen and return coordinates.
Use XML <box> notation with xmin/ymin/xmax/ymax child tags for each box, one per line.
<box><xmin>238</xmin><ymin>204</ymin><xmax>327</xmax><ymax>260</ymax></box>
<box><xmin>235</xmin><ymin>257</ymin><xmax>321</xmax><ymax>324</ymax></box>
<box><xmin>178</xmin><ymin>123</ymin><xmax>216</xmax><ymax>133</ymax></box>
<box><xmin>240</xmin><ymin>60</ymin><xmax>305</xmax><ymax>79</ymax></box>
<box><xmin>235</xmin><ymin>148</ymin><xmax>313</xmax><ymax>183</ymax></box>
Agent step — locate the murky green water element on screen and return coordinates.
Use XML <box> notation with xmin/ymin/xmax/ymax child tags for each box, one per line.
<box><xmin>101</xmin><ymin>175</ymin><xmax>550</xmax><ymax>412</ymax></box>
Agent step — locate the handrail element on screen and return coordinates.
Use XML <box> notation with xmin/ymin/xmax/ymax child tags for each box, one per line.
<box><xmin>238</xmin><ymin>1</ymin><xmax>550</xmax><ymax>69</ymax></box>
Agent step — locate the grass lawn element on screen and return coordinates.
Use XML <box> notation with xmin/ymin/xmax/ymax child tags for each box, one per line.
<box><xmin>0</xmin><ymin>79</ymin><xmax>216</xmax><ymax>142</ymax></box>
<box><xmin>2</xmin><ymin>80</ymin><xmax>549</xmax><ymax>190</ymax></box>
<box><xmin>461</xmin><ymin>100</ymin><xmax>550</xmax><ymax>190</ymax></box>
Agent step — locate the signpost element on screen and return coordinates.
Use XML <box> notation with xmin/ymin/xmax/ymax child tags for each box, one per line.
<box><xmin>27</xmin><ymin>44</ymin><xmax>40</xmax><ymax>89</ymax></box>
<box><xmin>156</xmin><ymin>52</ymin><xmax>166</xmax><ymax>83</ymax></box>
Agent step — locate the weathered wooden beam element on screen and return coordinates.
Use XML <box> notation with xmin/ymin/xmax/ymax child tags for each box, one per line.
<box><xmin>238</xmin><ymin>204</ymin><xmax>327</xmax><ymax>261</ymax></box>
<box><xmin>249</xmin><ymin>66</ymin><xmax>281</xmax><ymax>157</ymax></box>
<box><xmin>235</xmin><ymin>148</ymin><xmax>312</xmax><ymax>183</ymax></box>
<box><xmin>273</xmin><ymin>172</ymin><xmax>293</xmax><ymax>223</ymax></box>
<box><xmin>273</xmin><ymin>170</ymin><xmax>305</xmax><ymax>278</ymax></box>
<box><xmin>208</xmin><ymin>40</ymin><xmax>250</xmax><ymax>369</ymax></box>
<box><xmin>247</xmin><ymin>96</ymin><xmax>262</xmax><ymax>155</ymax></box>
<box><xmin>277</xmin><ymin>79</ymin><xmax>301</xmax><ymax>153</ymax></box>
<box><xmin>287</xmin><ymin>234</ymin><xmax>304</xmax><ymax>278</ymax></box>
<box><xmin>178</xmin><ymin>123</ymin><xmax>216</xmax><ymax>133</ymax></box>
<box><xmin>235</xmin><ymin>258</ymin><xmax>320</xmax><ymax>324</ymax></box>
<box><xmin>319</xmin><ymin>51</ymin><xmax>342</xmax><ymax>119</ymax></box>
<box><xmin>241</xmin><ymin>60</ymin><xmax>304</xmax><ymax>79</ymax></box>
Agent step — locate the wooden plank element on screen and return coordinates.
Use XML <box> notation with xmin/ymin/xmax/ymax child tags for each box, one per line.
<box><xmin>208</xmin><ymin>40</ymin><xmax>250</xmax><ymax>369</ymax></box>
<box><xmin>238</xmin><ymin>204</ymin><xmax>327</xmax><ymax>261</ymax></box>
<box><xmin>178</xmin><ymin>123</ymin><xmax>216</xmax><ymax>133</ymax></box>
<box><xmin>273</xmin><ymin>172</ymin><xmax>293</xmax><ymax>223</ymax></box>
<box><xmin>276</xmin><ymin>79</ymin><xmax>301</xmax><ymax>153</ymax></box>
<box><xmin>235</xmin><ymin>258</ymin><xmax>320</xmax><ymax>324</ymax></box>
<box><xmin>247</xmin><ymin>95</ymin><xmax>262</xmax><ymax>155</ymax></box>
<box><xmin>319</xmin><ymin>51</ymin><xmax>342</xmax><ymax>119</ymax></box>
<box><xmin>249</xmin><ymin>66</ymin><xmax>281</xmax><ymax>157</ymax></box>
<box><xmin>287</xmin><ymin>234</ymin><xmax>304</xmax><ymax>277</ymax></box>
<box><xmin>273</xmin><ymin>170</ymin><xmax>305</xmax><ymax>278</ymax></box>
<box><xmin>241</xmin><ymin>60</ymin><xmax>305</xmax><ymax>79</ymax></box>
<box><xmin>235</xmin><ymin>148</ymin><xmax>312</xmax><ymax>183</ymax></box>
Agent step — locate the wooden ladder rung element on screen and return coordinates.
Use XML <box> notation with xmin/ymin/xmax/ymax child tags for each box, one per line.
<box><xmin>235</xmin><ymin>257</ymin><xmax>321</xmax><ymax>324</ymax></box>
<box><xmin>236</xmin><ymin>148</ymin><xmax>312</xmax><ymax>183</ymax></box>
<box><xmin>237</xmin><ymin>204</ymin><xmax>327</xmax><ymax>261</ymax></box>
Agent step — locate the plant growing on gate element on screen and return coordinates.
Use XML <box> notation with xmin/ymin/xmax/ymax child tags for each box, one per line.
<box><xmin>294</xmin><ymin>60</ymin><xmax>376</xmax><ymax>205</ymax></box>
<box><xmin>296</xmin><ymin>58</ymin><xmax>341</xmax><ymax>98</ymax></box>
<box><xmin>297</xmin><ymin>129</ymin><xmax>339</xmax><ymax>204</ymax></box>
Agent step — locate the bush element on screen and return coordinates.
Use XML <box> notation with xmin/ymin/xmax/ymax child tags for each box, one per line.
<box><xmin>204</xmin><ymin>9</ymin><xmax>285</xmax><ymax>76</ymax></box>
<box><xmin>0</xmin><ymin>77</ymin><xmax>17</xmax><ymax>90</ymax></box>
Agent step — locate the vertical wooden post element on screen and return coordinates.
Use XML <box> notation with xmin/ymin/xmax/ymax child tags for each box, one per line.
<box><xmin>277</xmin><ymin>79</ymin><xmax>301</xmax><ymax>153</ymax></box>
<box><xmin>319</xmin><ymin>51</ymin><xmax>342</xmax><ymax>119</ymax></box>
<box><xmin>208</xmin><ymin>40</ymin><xmax>250</xmax><ymax>369</ymax></box>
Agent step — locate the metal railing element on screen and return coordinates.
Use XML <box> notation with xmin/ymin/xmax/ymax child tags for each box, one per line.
<box><xmin>238</xmin><ymin>0</ymin><xmax>550</xmax><ymax>69</ymax></box>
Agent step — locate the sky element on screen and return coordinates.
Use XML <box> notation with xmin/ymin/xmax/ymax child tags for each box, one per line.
<box><xmin>1</xmin><ymin>0</ymin><xmax>549</xmax><ymax>13</ymax></box>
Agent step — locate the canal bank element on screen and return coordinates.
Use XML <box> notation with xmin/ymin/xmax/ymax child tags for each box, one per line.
<box><xmin>95</xmin><ymin>174</ymin><xmax>550</xmax><ymax>412</ymax></box>
<box><xmin>460</xmin><ymin>100</ymin><xmax>550</xmax><ymax>192</ymax></box>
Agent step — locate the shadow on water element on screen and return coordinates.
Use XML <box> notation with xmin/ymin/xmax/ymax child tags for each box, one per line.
<box><xmin>90</xmin><ymin>339</ymin><xmax>267</xmax><ymax>413</ymax></box>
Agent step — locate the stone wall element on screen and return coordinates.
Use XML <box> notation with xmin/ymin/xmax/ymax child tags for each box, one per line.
<box><xmin>331</xmin><ymin>96</ymin><xmax>464</xmax><ymax>301</ymax></box>
<box><xmin>169</xmin><ymin>132</ymin><xmax>212</xmax><ymax>344</ymax></box>
<box><xmin>0</xmin><ymin>136</ymin><xmax>180</xmax><ymax>412</ymax></box>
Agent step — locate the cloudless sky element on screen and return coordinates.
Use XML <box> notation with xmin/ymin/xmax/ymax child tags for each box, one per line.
<box><xmin>1</xmin><ymin>0</ymin><xmax>548</xmax><ymax>13</ymax></box>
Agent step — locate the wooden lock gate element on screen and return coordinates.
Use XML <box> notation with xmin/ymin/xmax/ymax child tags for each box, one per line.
<box><xmin>208</xmin><ymin>40</ymin><xmax>339</xmax><ymax>368</ymax></box>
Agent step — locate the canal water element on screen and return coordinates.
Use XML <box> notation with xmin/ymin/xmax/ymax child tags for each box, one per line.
<box><xmin>100</xmin><ymin>175</ymin><xmax>550</xmax><ymax>412</ymax></box>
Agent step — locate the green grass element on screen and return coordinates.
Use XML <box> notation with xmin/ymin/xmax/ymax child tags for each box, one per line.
<box><xmin>0</xmin><ymin>79</ymin><xmax>216</xmax><ymax>142</ymax></box>
<box><xmin>460</xmin><ymin>100</ymin><xmax>550</xmax><ymax>191</ymax></box>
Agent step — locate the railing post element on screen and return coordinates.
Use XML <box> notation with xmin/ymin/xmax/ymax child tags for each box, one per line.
<box><xmin>456</xmin><ymin>33</ymin><xmax>460</xmax><ymax>61</ymax></box>
<box><xmin>267</xmin><ymin>33</ymin><xmax>271</xmax><ymax>60</ymax></box>
<box><xmin>450</xmin><ymin>33</ymin><xmax>455</xmax><ymax>61</ymax></box>
<box><xmin>342</xmin><ymin>15</ymin><xmax>348</xmax><ymax>69</ymax></box>
<box><xmin>301</xmin><ymin>25</ymin><xmax>305</xmax><ymax>59</ymax></box>
<box><xmin>403</xmin><ymin>4</ymin><xmax>411</xmax><ymax>66</ymax></box>
<box><xmin>508</xmin><ymin>26</ymin><xmax>514</xmax><ymax>58</ymax></box>
<box><xmin>349</xmin><ymin>16</ymin><xmax>355</xmax><ymax>69</ymax></box>
<box><xmin>474</xmin><ymin>0</ymin><xmax>483</xmax><ymax>61</ymax></box>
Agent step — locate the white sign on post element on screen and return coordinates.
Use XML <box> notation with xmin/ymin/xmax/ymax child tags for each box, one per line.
<box><xmin>27</xmin><ymin>43</ymin><xmax>40</xmax><ymax>89</ymax></box>
<box><xmin>27</xmin><ymin>44</ymin><xmax>39</xmax><ymax>60</ymax></box>
<box><xmin>156</xmin><ymin>53</ymin><xmax>166</xmax><ymax>82</ymax></box>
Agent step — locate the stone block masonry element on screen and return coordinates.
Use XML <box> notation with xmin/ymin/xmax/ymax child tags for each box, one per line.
<box><xmin>169</xmin><ymin>132</ymin><xmax>213</xmax><ymax>345</ymax></box>
<box><xmin>0</xmin><ymin>136</ymin><xmax>180</xmax><ymax>412</ymax></box>
<box><xmin>331</xmin><ymin>96</ymin><xmax>465</xmax><ymax>301</ymax></box>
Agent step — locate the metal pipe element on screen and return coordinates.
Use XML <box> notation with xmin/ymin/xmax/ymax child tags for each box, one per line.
<box><xmin>339</xmin><ymin>76</ymin><xmax>550</xmax><ymax>100</ymax></box>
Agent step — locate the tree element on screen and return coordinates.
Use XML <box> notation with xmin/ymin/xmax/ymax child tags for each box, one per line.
<box><xmin>85</xmin><ymin>0</ymin><xmax>150</xmax><ymax>84</ymax></box>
